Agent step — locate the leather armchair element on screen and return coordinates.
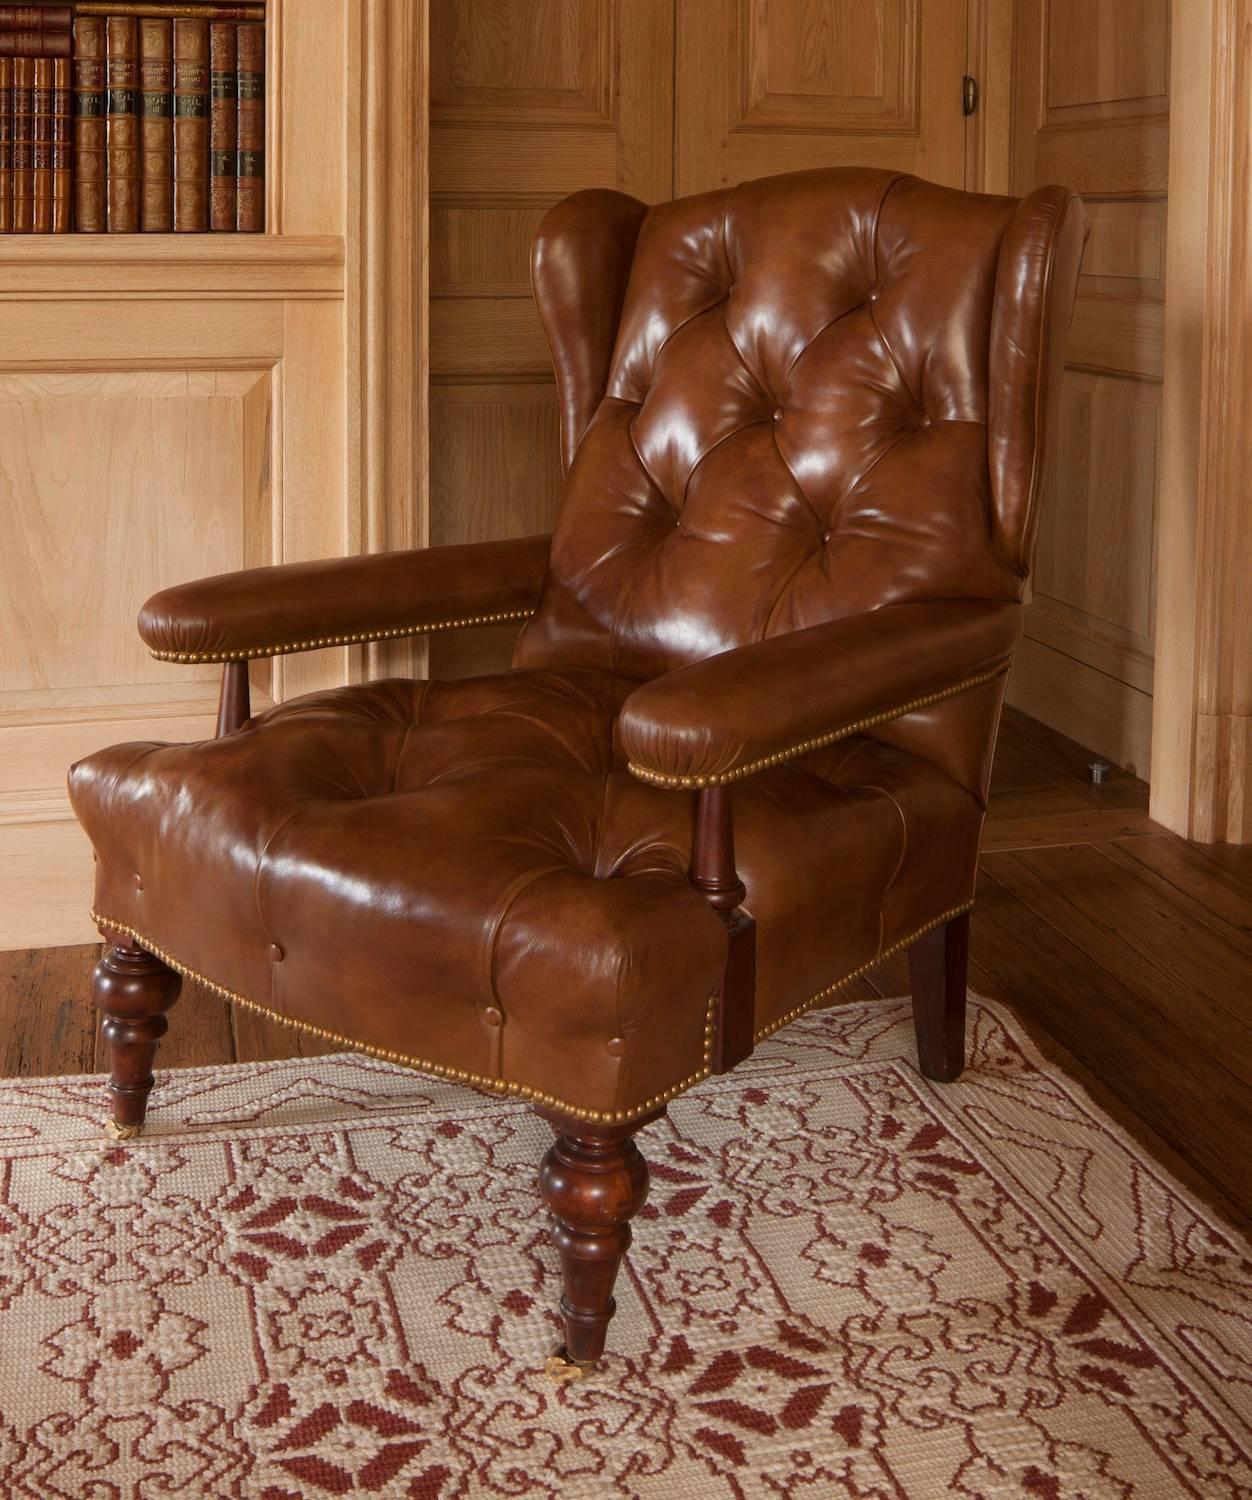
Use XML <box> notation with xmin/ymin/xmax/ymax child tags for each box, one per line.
<box><xmin>69</xmin><ymin>168</ymin><xmax>1085</xmax><ymax>1371</ymax></box>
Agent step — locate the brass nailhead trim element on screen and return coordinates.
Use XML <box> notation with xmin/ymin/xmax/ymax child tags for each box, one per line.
<box><xmin>93</xmin><ymin>901</ymin><xmax>973</xmax><ymax>1120</ymax></box>
<box><xmin>627</xmin><ymin>667</ymin><xmax>1008</xmax><ymax>789</ymax></box>
<box><xmin>91</xmin><ymin>911</ymin><xmax>715</xmax><ymax>1126</ymax></box>
<box><xmin>752</xmin><ymin>899</ymin><xmax>974</xmax><ymax>1043</ymax></box>
<box><xmin>146</xmin><ymin>608</ymin><xmax>538</xmax><ymax>664</ymax></box>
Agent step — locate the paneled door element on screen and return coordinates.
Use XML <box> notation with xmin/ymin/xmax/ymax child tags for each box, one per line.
<box><xmin>1007</xmin><ymin>0</ymin><xmax>1169</xmax><ymax>775</ymax></box>
<box><xmin>676</xmin><ymin>0</ymin><xmax>971</xmax><ymax>194</ymax></box>
<box><xmin>428</xmin><ymin>0</ymin><xmax>674</xmax><ymax>677</ymax></box>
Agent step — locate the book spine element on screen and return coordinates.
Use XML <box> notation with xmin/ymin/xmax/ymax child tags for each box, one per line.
<box><xmin>0</xmin><ymin>7</ymin><xmax>72</xmax><ymax>28</ymax></box>
<box><xmin>208</xmin><ymin>21</ymin><xmax>235</xmax><ymax>231</ymax></box>
<box><xmin>0</xmin><ymin>30</ymin><xmax>72</xmax><ymax>57</ymax></box>
<box><xmin>72</xmin><ymin>15</ymin><xmax>105</xmax><ymax>232</ymax></box>
<box><xmin>106</xmin><ymin>14</ymin><xmax>139</xmax><ymax>232</ymax></box>
<box><xmin>31</xmin><ymin>54</ymin><xmax>51</xmax><ymax>232</ymax></box>
<box><xmin>0</xmin><ymin>58</ymin><xmax>10</xmax><ymax>234</ymax></box>
<box><xmin>138</xmin><ymin>16</ymin><xmax>171</xmax><ymax>231</ymax></box>
<box><xmin>51</xmin><ymin>53</ymin><xmax>69</xmax><ymax>231</ymax></box>
<box><xmin>172</xmin><ymin>16</ymin><xmax>207</xmax><ymax>230</ymax></box>
<box><xmin>235</xmin><ymin>19</ymin><xmax>261</xmax><ymax>232</ymax></box>
<box><xmin>12</xmin><ymin>54</ymin><xmax>32</xmax><ymax>231</ymax></box>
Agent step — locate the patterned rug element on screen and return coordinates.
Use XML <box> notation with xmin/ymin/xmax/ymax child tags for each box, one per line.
<box><xmin>0</xmin><ymin>996</ymin><xmax>1248</xmax><ymax>1498</ymax></box>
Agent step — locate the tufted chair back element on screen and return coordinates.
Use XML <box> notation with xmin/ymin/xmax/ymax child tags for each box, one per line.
<box><xmin>517</xmin><ymin>168</ymin><xmax>1079</xmax><ymax>689</ymax></box>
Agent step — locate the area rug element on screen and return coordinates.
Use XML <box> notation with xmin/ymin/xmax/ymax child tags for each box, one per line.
<box><xmin>0</xmin><ymin>996</ymin><xmax>1248</xmax><ymax>1498</ymax></box>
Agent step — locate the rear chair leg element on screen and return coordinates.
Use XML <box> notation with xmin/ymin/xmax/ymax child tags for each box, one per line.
<box><xmin>908</xmin><ymin>910</ymin><xmax>970</xmax><ymax>1083</ymax></box>
<box><xmin>537</xmin><ymin>1111</ymin><xmax>654</xmax><ymax>1372</ymax></box>
<box><xmin>92</xmin><ymin>937</ymin><xmax>182</xmax><ymax>1139</ymax></box>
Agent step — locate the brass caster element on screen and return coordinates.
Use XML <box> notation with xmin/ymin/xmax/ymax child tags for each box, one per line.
<box><xmin>543</xmin><ymin>1347</ymin><xmax>595</xmax><ymax>1386</ymax></box>
<box><xmin>105</xmin><ymin>1120</ymin><xmax>142</xmax><ymax>1141</ymax></box>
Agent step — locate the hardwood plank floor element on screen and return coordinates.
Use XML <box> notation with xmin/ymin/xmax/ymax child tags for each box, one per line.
<box><xmin>2</xmin><ymin>707</ymin><xmax>1248</xmax><ymax>1233</ymax></box>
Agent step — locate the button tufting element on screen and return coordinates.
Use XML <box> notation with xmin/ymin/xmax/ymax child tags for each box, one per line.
<box><xmin>821</xmin><ymin>530</ymin><xmax>832</xmax><ymax>544</ymax></box>
<box><xmin>919</xmin><ymin>413</ymin><xmax>933</xmax><ymax>427</ymax></box>
<box><xmin>867</xmin><ymin>288</ymin><xmax>879</xmax><ymax>303</ymax></box>
<box><xmin>606</xmin><ymin>1037</ymin><xmax>625</xmax><ymax>1057</ymax></box>
<box><xmin>772</xmin><ymin>408</ymin><xmax>783</xmax><ymax>421</ymax></box>
<box><xmin>133</xmin><ymin>873</ymin><xmax>143</xmax><ymax>891</ymax></box>
<box><xmin>484</xmin><ymin>1006</ymin><xmax>503</xmax><ymax>1028</ymax></box>
<box><xmin>269</xmin><ymin>943</ymin><xmax>284</xmax><ymax>962</ymax></box>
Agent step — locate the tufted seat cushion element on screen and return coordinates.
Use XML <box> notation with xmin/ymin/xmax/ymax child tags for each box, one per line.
<box><xmin>70</xmin><ymin>664</ymin><xmax>985</xmax><ymax>1120</ymax></box>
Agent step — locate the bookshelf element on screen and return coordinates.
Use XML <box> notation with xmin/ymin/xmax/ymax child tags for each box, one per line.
<box><xmin>0</xmin><ymin>0</ymin><xmax>428</xmax><ymax>948</ymax></box>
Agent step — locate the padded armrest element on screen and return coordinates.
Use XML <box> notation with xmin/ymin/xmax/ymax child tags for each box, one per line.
<box><xmin>619</xmin><ymin>600</ymin><xmax>1022</xmax><ymax>788</ymax></box>
<box><xmin>138</xmin><ymin>535</ymin><xmax>551</xmax><ymax>663</ymax></box>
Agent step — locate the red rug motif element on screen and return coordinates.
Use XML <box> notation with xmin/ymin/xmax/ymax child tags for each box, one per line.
<box><xmin>0</xmin><ymin>995</ymin><xmax>1249</xmax><ymax>1497</ymax></box>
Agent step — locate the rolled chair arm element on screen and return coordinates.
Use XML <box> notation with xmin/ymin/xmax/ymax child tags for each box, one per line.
<box><xmin>619</xmin><ymin>600</ymin><xmax>1022</xmax><ymax>789</ymax></box>
<box><xmin>138</xmin><ymin>534</ymin><xmax>551</xmax><ymax>663</ymax></box>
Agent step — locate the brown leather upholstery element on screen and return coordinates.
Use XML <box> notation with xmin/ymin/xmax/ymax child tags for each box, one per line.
<box><xmin>70</xmin><ymin>168</ymin><xmax>1085</xmax><ymax>1125</ymax></box>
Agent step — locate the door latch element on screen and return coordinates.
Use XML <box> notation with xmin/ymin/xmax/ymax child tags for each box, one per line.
<box><xmin>962</xmin><ymin>75</ymin><xmax>979</xmax><ymax>116</ymax></box>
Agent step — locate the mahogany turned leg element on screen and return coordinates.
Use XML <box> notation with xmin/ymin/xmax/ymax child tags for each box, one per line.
<box><xmin>91</xmin><ymin>939</ymin><xmax>182</xmax><ymax>1139</ymax></box>
<box><xmin>907</xmin><ymin>910</ymin><xmax>970</xmax><ymax>1083</ymax></box>
<box><xmin>537</xmin><ymin>1113</ymin><xmax>652</xmax><ymax>1367</ymax></box>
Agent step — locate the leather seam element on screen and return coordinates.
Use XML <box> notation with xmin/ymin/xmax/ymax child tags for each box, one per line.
<box><xmin>145</xmin><ymin>608</ymin><xmax>537</xmax><ymax>664</ymax></box>
<box><xmin>626</xmin><ymin>665</ymin><xmax>1010</xmax><ymax>789</ymax></box>
<box><xmin>90</xmin><ymin>900</ymin><xmax>973</xmax><ymax>1122</ymax></box>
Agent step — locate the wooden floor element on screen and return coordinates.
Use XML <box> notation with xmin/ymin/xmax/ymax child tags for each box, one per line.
<box><xmin>3</xmin><ymin>707</ymin><xmax>1250</xmax><ymax>1233</ymax></box>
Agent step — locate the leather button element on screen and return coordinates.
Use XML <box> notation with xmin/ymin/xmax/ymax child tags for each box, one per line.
<box><xmin>772</xmin><ymin>408</ymin><xmax>783</xmax><ymax>422</ymax></box>
<box><xmin>867</xmin><ymin>289</ymin><xmax>879</xmax><ymax>303</ymax></box>
<box><xmin>484</xmin><ymin>1006</ymin><xmax>503</xmax><ymax>1028</ymax></box>
<box><xmin>269</xmin><ymin>943</ymin><xmax>284</xmax><ymax>962</ymax></box>
<box><xmin>919</xmin><ymin>413</ymin><xmax>933</xmax><ymax>428</ymax></box>
<box><xmin>133</xmin><ymin>874</ymin><xmax>143</xmax><ymax>891</ymax></box>
<box><xmin>606</xmin><ymin>1036</ymin><xmax>625</xmax><ymax>1057</ymax></box>
<box><xmin>821</xmin><ymin>530</ymin><xmax>832</xmax><ymax>544</ymax></box>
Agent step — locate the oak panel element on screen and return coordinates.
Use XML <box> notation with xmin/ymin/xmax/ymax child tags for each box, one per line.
<box><xmin>0</xmin><ymin>371</ymin><xmax>270</xmax><ymax>696</ymax></box>
<box><xmin>1044</xmin><ymin>0</ymin><xmax>1169</xmax><ymax>122</ymax></box>
<box><xmin>1033</xmin><ymin>371</ymin><xmax>1159</xmax><ymax>641</ymax></box>
<box><xmin>431</xmin><ymin>0</ymin><xmax>612</xmax><ymax>124</ymax></box>
<box><xmin>740</xmin><ymin>0</ymin><xmax>917</xmax><ymax>130</ymax></box>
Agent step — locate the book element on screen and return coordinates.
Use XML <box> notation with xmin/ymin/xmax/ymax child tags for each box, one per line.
<box><xmin>0</xmin><ymin>30</ymin><xmax>71</xmax><ymax>56</ymax></box>
<box><xmin>0</xmin><ymin>7</ymin><xmax>72</xmax><ymax>28</ymax></box>
<box><xmin>75</xmin><ymin>5</ymin><xmax>264</xmax><ymax>20</ymax></box>
<box><xmin>172</xmin><ymin>17</ymin><xmax>207</xmax><ymax>230</ymax></box>
<box><xmin>51</xmin><ymin>53</ymin><xmax>69</xmax><ymax>231</ymax></box>
<box><xmin>208</xmin><ymin>21</ymin><xmax>234</xmax><ymax>230</ymax></box>
<box><xmin>12</xmin><ymin>54</ymin><xmax>32</xmax><ymax>231</ymax></box>
<box><xmin>235</xmin><ymin>19</ymin><xmax>262</xmax><ymax>232</ymax></box>
<box><xmin>105</xmin><ymin>14</ymin><xmax>139</xmax><ymax>231</ymax></box>
<box><xmin>0</xmin><ymin>58</ymin><xmax>10</xmax><ymax>234</ymax></box>
<box><xmin>32</xmin><ymin>54</ymin><xmax>51</xmax><ymax>231</ymax></box>
<box><xmin>72</xmin><ymin>14</ymin><xmax>105</xmax><ymax>231</ymax></box>
<box><xmin>138</xmin><ymin>16</ymin><xmax>171</xmax><ymax>230</ymax></box>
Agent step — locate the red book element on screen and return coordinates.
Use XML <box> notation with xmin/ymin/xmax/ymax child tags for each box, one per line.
<box><xmin>0</xmin><ymin>30</ymin><xmax>71</xmax><ymax>57</ymax></box>
<box><xmin>0</xmin><ymin>7</ymin><xmax>72</xmax><ymax>28</ymax></box>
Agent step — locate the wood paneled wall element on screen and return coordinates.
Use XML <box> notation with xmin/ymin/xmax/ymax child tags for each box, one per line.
<box><xmin>1006</xmin><ymin>0</ymin><xmax>1169</xmax><ymax>777</ymax></box>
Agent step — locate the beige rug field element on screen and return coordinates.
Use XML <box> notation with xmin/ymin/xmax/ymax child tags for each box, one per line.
<box><xmin>0</xmin><ymin>995</ymin><xmax>1248</xmax><ymax>1497</ymax></box>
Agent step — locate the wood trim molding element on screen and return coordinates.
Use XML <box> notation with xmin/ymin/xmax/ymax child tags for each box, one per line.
<box><xmin>1152</xmin><ymin>0</ymin><xmax>1252</xmax><ymax>842</ymax></box>
<box><xmin>345</xmin><ymin>0</ymin><xmax>430</xmax><ymax>681</ymax></box>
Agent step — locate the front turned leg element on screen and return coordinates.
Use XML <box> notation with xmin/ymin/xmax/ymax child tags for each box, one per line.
<box><xmin>907</xmin><ymin>910</ymin><xmax>970</xmax><ymax>1083</ymax></box>
<box><xmin>537</xmin><ymin>1112</ymin><xmax>654</xmax><ymax>1368</ymax></box>
<box><xmin>92</xmin><ymin>938</ymin><xmax>182</xmax><ymax>1139</ymax></box>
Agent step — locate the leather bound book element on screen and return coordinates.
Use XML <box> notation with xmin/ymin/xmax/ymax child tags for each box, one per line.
<box><xmin>235</xmin><ymin>20</ymin><xmax>262</xmax><ymax>232</ymax></box>
<box><xmin>106</xmin><ymin>14</ymin><xmax>139</xmax><ymax>232</ymax></box>
<box><xmin>51</xmin><ymin>54</ymin><xmax>70</xmax><ymax>231</ymax></box>
<box><xmin>139</xmin><ymin>17</ymin><xmax>172</xmax><ymax>231</ymax></box>
<box><xmin>0</xmin><ymin>31</ymin><xmax>71</xmax><ymax>57</ymax></box>
<box><xmin>172</xmin><ymin>17</ymin><xmax>207</xmax><ymax>231</ymax></box>
<box><xmin>208</xmin><ymin>20</ymin><xmax>235</xmax><ymax>231</ymax></box>
<box><xmin>31</xmin><ymin>54</ymin><xmax>51</xmax><ymax>232</ymax></box>
<box><xmin>0</xmin><ymin>7</ymin><xmax>72</xmax><ymax>29</ymax></box>
<box><xmin>0</xmin><ymin>58</ymin><xmax>11</xmax><ymax>234</ymax></box>
<box><xmin>72</xmin><ymin>15</ymin><xmax>106</xmax><ymax>232</ymax></box>
<box><xmin>12</xmin><ymin>54</ymin><xmax>33</xmax><ymax>232</ymax></box>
